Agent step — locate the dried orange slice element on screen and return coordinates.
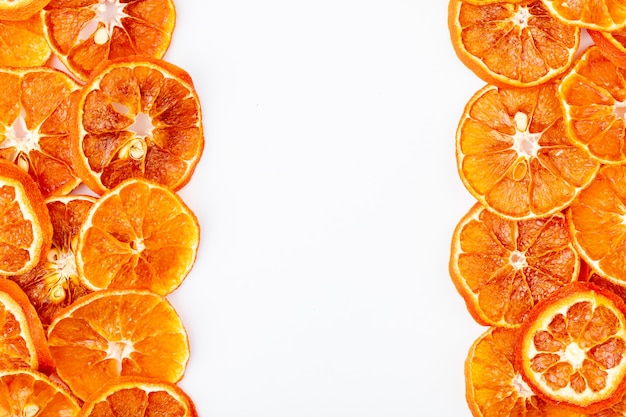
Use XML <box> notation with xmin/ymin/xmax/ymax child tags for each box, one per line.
<box><xmin>0</xmin><ymin>13</ymin><xmax>51</xmax><ymax>67</ymax></box>
<box><xmin>0</xmin><ymin>159</ymin><xmax>52</xmax><ymax>276</ymax></box>
<box><xmin>0</xmin><ymin>368</ymin><xmax>80</xmax><ymax>416</ymax></box>
<box><xmin>0</xmin><ymin>67</ymin><xmax>81</xmax><ymax>198</ymax></box>
<box><xmin>70</xmin><ymin>56</ymin><xmax>204</xmax><ymax>195</ymax></box>
<box><xmin>47</xmin><ymin>289</ymin><xmax>190</xmax><ymax>401</ymax></box>
<box><xmin>568</xmin><ymin>164</ymin><xmax>626</xmax><ymax>288</ymax></box>
<box><xmin>559</xmin><ymin>46</ymin><xmax>626</xmax><ymax>164</ymax></box>
<box><xmin>75</xmin><ymin>178</ymin><xmax>199</xmax><ymax>295</ymax></box>
<box><xmin>42</xmin><ymin>0</ymin><xmax>176</xmax><ymax>82</ymax></box>
<box><xmin>0</xmin><ymin>0</ymin><xmax>50</xmax><ymax>20</ymax></box>
<box><xmin>0</xmin><ymin>278</ymin><xmax>53</xmax><ymax>373</ymax></box>
<box><xmin>456</xmin><ymin>82</ymin><xmax>599</xmax><ymax>220</ymax></box>
<box><xmin>450</xmin><ymin>203</ymin><xmax>579</xmax><ymax>327</ymax></box>
<box><xmin>10</xmin><ymin>195</ymin><xmax>95</xmax><ymax>329</ymax></box>
<box><xmin>448</xmin><ymin>0</ymin><xmax>580</xmax><ymax>87</ymax></box>
<box><xmin>541</xmin><ymin>0</ymin><xmax>626</xmax><ymax>31</ymax></box>
<box><xmin>78</xmin><ymin>376</ymin><xmax>198</xmax><ymax>417</ymax></box>
<box><xmin>516</xmin><ymin>282</ymin><xmax>626</xmax><ymax>414</ymax></box>
<box><xmin>467</xmin><ymin>326</ymin><xmax>580</xmax><ymax>417</ymax></box>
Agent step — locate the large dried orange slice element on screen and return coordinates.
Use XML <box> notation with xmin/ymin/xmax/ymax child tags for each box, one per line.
<box><xmin>448</xmin><ymin>0</ymin><xmax>580</xmax><ymax>88</ymax></box>
<box><xmin>0</xmin><ymin>368</ymin><xmax>81</xmax><ymax>416</ymax></box>
<box><xmin>42</xmin><ymin>0</ymin><xmax>176</xmax><ymax>82</ymax></box>
<box><xmin>541</xmin><ymin>0</ymin><xmax>626</xmax><ymax>31</ymax></box>
<box><xmin>450</xmin><ymin>203</ymin><xmax>579</xmax><ymax>327</ymax></box>
<box><xmin>10</xmin><ymin>195</ymin><xmax>95</xmax><ymax>328</ymax></box>
<box><xmin>456</xmin><ymin>82</ymin><xmax>599</xmax><ymax>220</ymax></box>
<box><xmin>559</xmin><ymin>46</ymin><xmax>626</xmax><ymax>164</ymax></box>
<box><xmin>70</xmin><ymin>56</ymin><xmax>204</xmax><ymax>195</ymax></box>
<box><xmin>516</xmin><ymin>282</ymin><xmax>626</xmax><ymax>414</ymax></box>
<box><xmin>466</xmin><ymin>326</ymin><xmax>579</xmax><ymax>417</ymax></box>
<box><xmin>0</xmin><ymin>159</ymin><xmax>52</xmax><ymax>276</ymax></box>
<box><xmin>78</xmin><ymin>376</ymin><xmax>198</xmax><ymax>417</ymax></box>
<box><xmin>75</xmin><ymin>178</ymin><xmax>199</xmax><ymax>295</ymax></box>
<box><xmin>47</xmin><ymin>289</ymin><xmax>190</xmax><ymax>401</ymax></box>
<box><xmin>0</xmin><ymin>278</ymin><xmax>53</xmax><ymax>373</ymax></box>
<box><xmin>0</xmin><ymin>67</ymin><xmax>81</xmax><ymax>198</ymax></box>
<box><xmin>0</xmin><ymin>13</ymin><xmax>51</xmax><ymax>67</ymax></box>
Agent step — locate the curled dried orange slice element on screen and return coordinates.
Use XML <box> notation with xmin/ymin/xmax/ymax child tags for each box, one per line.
<box><xmin>70</xmin><ymin>56</ymin><xmax>204</xmax><ymax>195</ymax></box>
<box><xmin>450</xmin><ymin>203</ymin><xmax>579</xmax><ymax>327</ymax></box>
<box><xmin>448</xmin><ymin>0</ymin><xmax>580</xmax><ymax>87</ymax></box>
<box><xmin>47</xmin><ymin>289</ymin><xmax>190</xmax><ymax>401</ymax></box>
<box><xmin>541</xmin><ymin>0</ymin><xmax>626</xmax><ymax>31</ymax></box>
<box><xmin>516</xmin><ymin>282</ymin><xmax>626</xmax><ymax>414</ymax></box>
<box><xmin>456</xmin><ymin>82</ymin><xmax>599</xmax><ymax>220</ymax></box>
<box><xmin>42</xmin><ymin>0</ymin><xmax>176</xmax><ymax>81</ymax></box>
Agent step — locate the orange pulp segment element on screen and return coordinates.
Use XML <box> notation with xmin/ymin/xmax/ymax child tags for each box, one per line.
<box><xmin>0</xmin><ymin>14</ymin><xmax>51</xmax><ymax>67</ymax></box>
<box><xmin>541</xmin><ymin>0</ymin><xmax>626</xmax><ymax>31</ymax></box>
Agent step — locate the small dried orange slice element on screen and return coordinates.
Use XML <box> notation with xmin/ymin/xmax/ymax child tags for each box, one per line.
<box><xmin>516</xmin><ymin>282</ymin><xmax>626</xmax><ymax>414</ymax></box>
<box><xmin>450</xmin><ymin>203</ymin><xmax>579</xmax><ymax>327</ymax></box>
<box><xmin>0</xmin><ymin>159</ymin><xmax>52</xmax><ymax>276</ymax></box>
<box><xmin>76</xmin><ymin>178</ymin><xmax>199</xmax><ymax>295</ymax></box>
<box><xmin>42</xmin><ymin>0</ymin><xmax>176</xmax><ymax>82</ymax></box>
<box><xmin>467</xmin><ymin>326</ymin><xmax>580</xmax><ymax>417</ymax></box>
<box><xmin>541</xmin><ymin>0</ymin><xmax>626</xmax><ymax>31</ymax></box>
<box><xmin>78</xmin><ymin>376</ymin><xmax>198</xmax><ymax>417</ymax></box>
<box><xmin>559</xmin><ymin>46</ymin><xmax>626</xmax><ymax>164</ymax></box>
<box><xmin>47</xmin><ymin>289</ymin><xmax>190</xmax><ymax>401</ymax></box>
<box><xmin>10</xmin><ymin>195</ymin><xmax>95</xmax><ymax>329</ymax></box>
<box><xmin>70</xmin><ymin>56</ymin><xmax>204</xmax><ymax>195</ymax></box>
<box><xmin>0</xmin><ymin>14</ymin><xmax>51</xmax><ymax>67</ymax></box>
<box><xmin>448</xmin><ymin>0</ymin><xmax>580</xmax><ymax>87</ymax></box>
<box><xmin>0</xmin><ymin>67</ymin><xmax>81</xmax><ymax>198</ymax></box>
<box><xmin>456</xmin><ymin>82</ymin><xmax>599</xmax><ymax>220</ymax></box>
<box><xmin>0</xmin><ymin>368</ymin><xmax>80</xmax><ymax>416</ymax></box>
<box><xmin>0</xmin><ymin>278</ymin><xmax>53</xmax><ymax>374</ymax></box>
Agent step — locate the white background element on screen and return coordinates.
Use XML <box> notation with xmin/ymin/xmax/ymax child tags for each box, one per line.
<box><xmin>164</xmin><ymin>1</ymin><xmax>486</xmax><ymax>415</ymax></box>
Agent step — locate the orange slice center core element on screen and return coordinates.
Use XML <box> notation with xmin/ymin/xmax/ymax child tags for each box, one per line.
<box><xmin>514</xmin><ymin>6</ymin><xmax>531</xmax><ymax>28</ymax></box>
<box><xmin>45</xmin><ymin>246</ymin><xmax>78</xmax><ymax>303</ymax></box>
<box><xmin>24</xmin><ymin>405</ymin><xmax>39</xmax><ymax>417</ymax></box>
<box><xmin>512</xmin><ymin>112</ymin><xmax>539</xmax><ymax>157</ymax></box>
<box><xmin>510</xmin><ymin>250</ymin><xmax>527</xmax><ymax>270</ymax></box>
<box><xmin>563</xmin><ymin>342</ymin><xmax>586</xmax><ymax>369</ymax></box>
<box><xmin>106</xmin><ymin>340</ymin><xmax>134</xmax><ymax>373</ymax></box>
<box><xmin>79</xmin><ymin>0</ymin><xmax>129</xmax><ymax>45</ymax></box>
<box><xmin>615</xmin><ymin>102</ymin><xmax>626</xmax><ymax>119</ymax></box>
<box><xmin>4</xmin><ymin>109</ymin><xmax>40</xmax><ymax>172</ymax></box>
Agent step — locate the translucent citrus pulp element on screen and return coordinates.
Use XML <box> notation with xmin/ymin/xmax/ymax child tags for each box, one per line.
<box><xmin>70</xmin><ymin>56</ymin><xmax>204</xmax><ymax>195</ymax></box>
<box><xmin>47</xmin><ymin>289</ymin><xmax>190</xmax><ymax>401</ymax></box>
<box><xmin>0</xmin><ymin>14</ymin><xmax>51</xmax><ymax>67</ymax></box>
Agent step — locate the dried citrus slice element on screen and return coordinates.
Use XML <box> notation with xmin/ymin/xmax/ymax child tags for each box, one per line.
<box><xmin>78</xmin><ymin>376</ymin><xmax>198</xmax><ymax>417</ymax></box>
<box><xmin>467</xmin><ymin>326</ymin><xmax>581</xmax><ymax>417</ymax></box>
<box><xmin>0</xmin><ymin>0</ymin><xmax>49</xmax><ymax>20</ymax></box>
<box><xmin>456</xmin><ymin>82</ymin><xmax>599</xmax><ymax>220</ymax></box>
<box><xmin>0</xmin><ymin>278</ymin><xmax>53</xmax><ymax>373</ymax></box>
<box><xmin>516</xmin><ymin>282</ymin><xmax>626</xmax><ymax>413</ymax></box>
<box><xmin>559</xmin><ymin>46</ymin><xmax>626</xmax><ymax>164</ymax></box>
<box><xmin>450</xmin><ymin>203</ymin><xmax>579</xmax><ymax>327</ymax></box>
<box><xmin>0</xmin><ymin>368</ymin><xmax>80</xmax><ymax>416</ymax></box>
<box><xmin>76</xmin><ymin>178</ymin><xmax>199</xmax><ymax>295</ymax></box>
<box><xmin>0</xmin><ymin>67</ymin><xmax>81</xmax><ymax>198</ymax></box>
<box><xmin>541</xmin><ymin>0</ymin><xmax>626</xmax><ymax>31</ymax></box>
<box><xmin>448</xmin><ymin>0</ymin><xmax>580</xmax><ymax>87</ymax></box>
<box><xmin>0</xmin><ymin>13</ymin><xmax>51</xmax><ymax>67</ymax></box>
<box><xmin>42</xmin><ymin>0</ymin><xmax>176</xmax><ymax>82</ymax></box>
<box><xmin>0</xmin><ymin>159</ymin><xmax>52</xmax><ymax>276</ymax></box>
<box><xmin>10</xmin><ymin>195</ymin><xmax>95</xmax><ymax>329</ymax></box>
<box><xmin>568</xmin><ymin>164</ymin><xmax>626</xmax><ymax>288</ymax></box>
<box><xmin>588</xmin><ymin>29</ymin><xmax>626</xmax><ymax>68</ymax></box>
<box><xmin>47</xmin><ymin>289</ymin><xmax>190</xmax><ymax>401</ymax></box>
<box><xmin>70</xmin><ymin>56</ymin><xmax>204</xmax><ymax>195</ymax></box>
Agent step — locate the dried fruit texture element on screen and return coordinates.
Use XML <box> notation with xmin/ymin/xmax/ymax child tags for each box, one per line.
<box><xmin>450</xmin><ymin>203</ymin><xmax>579</xmax><ymax>327</ymax></box>
<box><xmin>78</xmin><ymin>377</ymin><xmax>198</xmax><ymax>417</ymax></box>
<box><xmin>47</xmin><ymin>289</ymin><xmax>190</xmax><ymax>401</ymax></box>
<box><xmin>10</xmin><ymin>195</ymin><xmax>95</xmax><ymax>328</ymax></box>
<box><xmin>71</xmin><ymin>57</ymin><xmax>204</xmax><ymax>195</ymax></box>
<box><xmin>0</xmin><ymin>369</ymin><xmax>81</xmax><ymax>416</ymax></box>
<box><xmin>43</xmin><ymin>0</ymin><xmax>176</xmax><ymax>81</ymax></box>
<box><xmin>559</xmin><ymin>46</ymin><xmax>626</xmax><ymax>164</ymax></box>
<box><xmin>0</xmin><ymin>159</ymin><xmax>52</xmax><ymax>276</ymax></box>
<box><xmin>76</xmin><ymin>178</ymin><xmax>200</xmax><ymax>295</ymax></box>
<box><xmin>466</xmin><ymin>326</ymin><xmax>581</xmax><ymax>417</ymax></box>
<box><xmin>588</xmin><ymin>29</ymin><xmax>626</xmax><ymax>69</ymax></box>
<box><xmin>0</xmin><ymin>67</ymin><xmax>81</xmax><ymax>198</ymax></box>
<box><xmin>0</xmin><ymin>14</ymin><xmax>51</xmax><ymax>67</ymax></box>
<box><xmin>448</xmin><ymin>0</ymin><xmax>580</xmax><ymax>87</ymax></box>
<box><xmin>516</xmin><ymin>282</ymin><xmax>626</xmax><ymax>414</ymax></box>
<box><xmin>541</xmin><ymin>0</ymin><xmax>626</xmax><ymax>31</ymax></box>
<box><xmin>0</xmin><ymin>0</ymin><xmax>50</xmax><ymax>20</ymax></box>
<box><xmin>456</xmin><ymin>82</ymin><xmax>599</xmax><ymax>220</ymax></box>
